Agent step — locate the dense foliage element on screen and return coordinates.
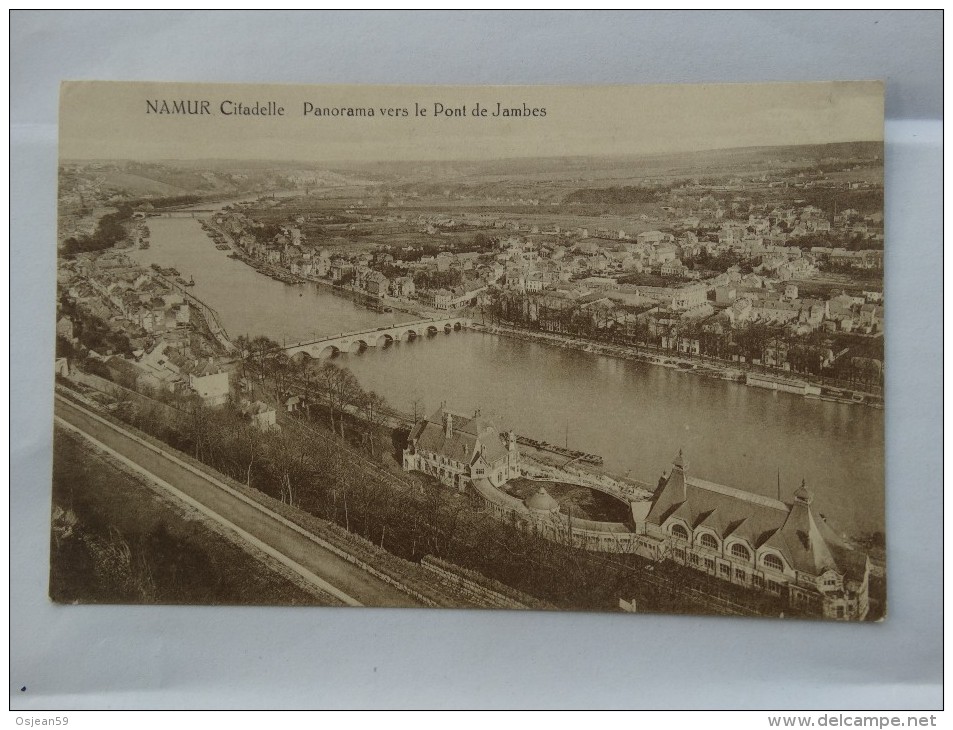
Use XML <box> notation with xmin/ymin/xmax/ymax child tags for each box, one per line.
<box><xmin>62</xmin><ymin>207</ymin><xmax>133</xmax><ymax>256</ymax></box>
<box><xmin>563</xmin><ymin>185</ymin><xmax>667</xmax><ymax>206</ymax></box>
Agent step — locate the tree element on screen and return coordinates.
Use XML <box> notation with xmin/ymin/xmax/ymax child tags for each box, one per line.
<box><xmin>249</xmin><ymin>335</ymin><xmax>280</xmax><ymax>383</ymax></box>
<box><xmin>359</xmin><ymin>390</ymin><xmax>389</xmax><ymax>458</ymax></box>
<box><xmin>318</xmin><ymin>361</ymin><xmax>344</xmax><ymax>434</ymax></box>
<box><xmin>295</xmin><ymin>355</ymin><xmax>318</xmax><ymax>416</ymax></box>
<box><xmin>268</xmin><ymin>351</ymin><xmax>292</xmax><ymax>402</ymax></box>
<box><xmin>734</xmin><ymin>321</ymin><xmax>775</xmax><ymax>363</ymax></box>
<box><xmin>319</xmin><ymin>361</ymin><xmax>362</xmax><ymax>438</ymax></box>
<box><xmin>233</xmin><ymin>335</ymin><xmax>252</xmax><ymax>382</ymax></box>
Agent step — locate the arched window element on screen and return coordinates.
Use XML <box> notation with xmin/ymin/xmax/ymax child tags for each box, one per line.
<box><xmin>671</xmin><ymin>524</ymin><xmax>689</xmax><ymax>541</ymax></box>
<box><xmin>730</xmin><ymin>543</ymin><xmax>751</xmax><ymax>561</ymax></box>
<box><xmin>699</xmin><ymin>533</ymin><xmax>719</xmax><ymax>550</ymax></box>
<box><xmin>763</xmin><ymin>553</ymin><xmax>784</xmax><ymax>572</ymax></box>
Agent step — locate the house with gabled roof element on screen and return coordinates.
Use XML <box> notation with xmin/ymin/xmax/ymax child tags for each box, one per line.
<box><xmin>183</xmin><ymin>358</ymin><xmax>230</xmax><ymax>406</ymax></box>
<box><xmin>633</xmin><ymin>451</ymin><xmax>870</xmax><ymax>620</ymax></box>
<box><xmin>403</xmin><ymin>406</ymin><xmax>521</xmax><ymax>491</ymax></box>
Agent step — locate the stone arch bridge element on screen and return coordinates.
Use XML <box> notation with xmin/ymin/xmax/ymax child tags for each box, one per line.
<box><xmin>139</xmin><ymin>209</ymin><xmax>216</xmax><ymax>219</ymax></box>
<box><xmin>282</xmin><ymin>316</ymin><xmax>472</xmax><ymax>359</ymax></box>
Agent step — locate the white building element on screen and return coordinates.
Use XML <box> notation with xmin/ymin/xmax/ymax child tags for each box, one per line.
<box><xmin>403</xmin><ymin>407</ymin><xmax>521</xmax><ymax>491</ymax></box>
<box><xmin>187</xmin><ymin>361</ymin><xmax>230</xmax><ymax>406</ymax></box>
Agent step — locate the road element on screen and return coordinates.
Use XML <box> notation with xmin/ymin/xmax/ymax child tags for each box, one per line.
<box><xmin>54</xmin><ymin>394</ymin><xmax>424</xmax><ymax>608</ymax></box>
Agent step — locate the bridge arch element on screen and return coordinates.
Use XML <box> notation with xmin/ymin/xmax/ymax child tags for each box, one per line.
<box><xmin>281</xmin><ymin>317</ymin><xmax>468</xmax><ymax>359</ymax></box>
<box><xmin>316</xmin><ymin>344</ymin><xmax>341</xmax><ymax>359</ymax></box>
<box><xmin>289</xmin><ymin>350</ymin><xmax>315</xmax><ymax>365</ymax></box>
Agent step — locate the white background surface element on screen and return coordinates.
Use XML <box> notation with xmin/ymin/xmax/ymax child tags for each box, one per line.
<box><xmin>10</xmin><ymin>10</ymin><xmax>943</xmax><ymax>709</ymax></box>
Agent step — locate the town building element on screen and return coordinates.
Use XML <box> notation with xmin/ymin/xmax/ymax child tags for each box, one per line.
<box><xmin>186</xmin><ymin>360</ymin><xmax>231</xmax><ymax>406</ymax></box>
<box><xmin>632</xmin><ymin>452</ymin><xmax>870</xmax><ymax>620</ymax></box>
<box><xmin>364</xmin><ymin>271</ymin><xmax>389</xmax><ymax>298</ymax></box>
<box><xmin>240</xmin><ymin>399</ymin><xmax>277</xmax><ymax>430</ymax></box>
<box><xmin>403</xmin><ymin>406</ymin><xmax>521</xmax><ymax>491</ymax></box>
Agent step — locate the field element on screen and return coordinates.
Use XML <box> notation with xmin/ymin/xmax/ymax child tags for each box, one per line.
<box><xmin>101</xmin><ymin>171</ymin><xmax>185</xmax><ymax>197</ymax></box>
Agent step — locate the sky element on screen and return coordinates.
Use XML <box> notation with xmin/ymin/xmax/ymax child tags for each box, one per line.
<box><xmin>59</xmin><ymin>80</ymin><xmax>884</xmax><ymax>163</ymax></box>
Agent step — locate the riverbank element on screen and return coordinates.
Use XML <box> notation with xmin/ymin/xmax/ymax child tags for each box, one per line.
<box><xmin>201</xmin><ymin>218</ymin><xmax>430</xmax><ymax>319</ymax></box>
<box><xmin>471</xmin><ymin>321</ymin><xmax>883</xmax><ymax>410</ymax></box>
<box><xmin>155</xmin><ymin>273</ymin><xmax>236</xmax><ymax>353</ymax></box>
<box><xmin>268</xmin><ymin>359</ymin><xmax>647</xmax><ymax>508</ymax></box>
<box><xmin>124</xmin><ymin>212</ymin><xmax>883</xmax><ymax>540</ymax></box>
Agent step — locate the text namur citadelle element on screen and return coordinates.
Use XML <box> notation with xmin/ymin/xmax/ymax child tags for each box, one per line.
<box><xmin>146</xmin><ymin>100</ymin><xmax>547</xmax><ymax>118</ymax></box>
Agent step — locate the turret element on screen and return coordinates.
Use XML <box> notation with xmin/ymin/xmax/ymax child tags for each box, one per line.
<box><xmin>793</xmin><ymin>479</ymin><xmax>814</xmax><ymax>549</ymax></box>
<box><xmin>668</xmin><ymin>449</ymin><xmax>688</xmax><ymax>502</ymax></box>
<box><xmin>444</xmin><ymin>412</ymin><xmax>453</xmax><ymax>438</ymax></box>
<box><xmin>793</xmin><ymin>478</ymin><xmax>813</xmax><ymax>506</ymax></box>
<box><xmin>672</xmin><ymin>448</ymin><xmax>687</xmax><ymax>473</ymax></box>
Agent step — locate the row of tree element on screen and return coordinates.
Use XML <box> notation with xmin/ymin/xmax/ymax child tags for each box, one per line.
<box><xmin>100</xmin><ymin>380</ymin><xmax>778</xmax><ymax>615</ymax></box>
<box><xmin>563</xmin><ymin>185</ymin><xmax>669</xmax><ymax>206</ymax></box>
<box><xmin>233</xmin><ymin>335</ymin><xmax>391</xmax><ymax>457</ymax></box>
<box><xmin>412</xmin><ymin>269</ymin><xmax>464</xmax><ymax>292</ymax></box>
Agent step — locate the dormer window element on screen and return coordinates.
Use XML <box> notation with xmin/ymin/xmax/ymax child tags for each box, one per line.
<box><xmin>730</xmin><ymin>543</ymin><xmax>751</xmax><ymax>561</ymax></box>
<box><xmin>763</xmin><ymin>554</ymin><xmax>784</xmax><ymax>572</ymax></box>
<box><xmin>671</xmin><ymin>524</ymin><xmax>689</xmax><ymax>541</ymax></box>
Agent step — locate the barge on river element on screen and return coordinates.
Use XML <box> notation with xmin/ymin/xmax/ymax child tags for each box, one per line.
<box><xmin>514</xmin><ymin>435</ymin><xmax>603</xmax><ymax>465</ymax></box>
<box><xmin>745</xmin><ymin>372</ymin><xmax>821</xmax><ymax>397</ymax></box>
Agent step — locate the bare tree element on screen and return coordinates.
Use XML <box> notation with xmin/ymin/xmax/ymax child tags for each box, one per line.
<box><xmin>233</xmin><ymin>334</ymin><xmax>252</xmax><ymax>382</ymax></box>
<box><xmin>319</xmin><ymin>361</ymin><xmax>361</xmax><ymax>439</ymax></box>
<box><xmin>268</xmin><ymin>350</ymin><xmax>292</xmax><ymax>402</ymax></box>
<box><xmin>295</xmin><ymin>355</ymin><xmax>316</xmax><ymax>416</ymax></box>
<box><xmin>319</xmin><ymin>361</ymin><xmax>344</xmax><ymax>434</ymax></box>
<box><xmin>249</xmin><ymin>335</ymin><xmax>280</xmax><ymax>384</ymax></box>
<box><xmin>359</xmin><ymin>390</ymin><xmax>389</xmax><ymax>458</ymax></box>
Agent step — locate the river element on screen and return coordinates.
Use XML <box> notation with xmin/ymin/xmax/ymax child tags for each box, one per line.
<box><xmin>129</xmin><ymin>214</ymin><xmax>885</xmax><ymax>536</ymax></box>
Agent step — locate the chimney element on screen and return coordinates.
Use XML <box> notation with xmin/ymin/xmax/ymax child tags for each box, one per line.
<box><xmin>444</xmin><ymin>412</ymin><xmax>453</xmax><ymax>438</ymax></box>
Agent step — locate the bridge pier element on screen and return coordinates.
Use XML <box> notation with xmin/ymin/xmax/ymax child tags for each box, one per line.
<box><xmin>282</xmin><ymin>317</ymin><xmax>471</xmax><ymax>359</ymax></box>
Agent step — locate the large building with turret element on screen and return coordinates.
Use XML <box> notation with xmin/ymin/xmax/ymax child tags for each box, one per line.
<box><xmin>402</xmin><ymin>406</ymin><xmax>521</xmax><ymax>491</ymax></box>
<box><xmin>631</xmin><ymin>452</ymin><xmax>870</xmax><ymax>620</ymax></box>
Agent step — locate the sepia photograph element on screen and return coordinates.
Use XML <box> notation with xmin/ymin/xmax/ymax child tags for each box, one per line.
<box><xmin>52</xmin><ymin>80</ymin><xmax>885</xmax><ymax>621</ymax></box>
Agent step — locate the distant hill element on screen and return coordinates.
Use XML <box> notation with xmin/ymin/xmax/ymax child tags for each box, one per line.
<box><xmin>65</xmin><ymin>141</ymin><xmax>883</xmax><ymax>192</ymax></box>
<box><xmin>326</xmin><ymin>141</ymin><xmax>883</xmax><ymax>183</ymax></box>
<box><xmin>99</xmin><ymin>171</ymin><xmax>185</xmax><ymax>197</ymax></box>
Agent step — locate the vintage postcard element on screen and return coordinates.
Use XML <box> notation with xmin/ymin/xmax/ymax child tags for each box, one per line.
<box><xmin>52</xmin><ymin>80</ymin><xmax>884</xmax><ymax>620</ymax></box>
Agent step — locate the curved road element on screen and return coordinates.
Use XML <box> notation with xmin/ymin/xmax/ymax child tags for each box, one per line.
<box><xmin>54</xmin><ymin>394</ymin><xmax>423</xmax><ymax>608</ymax></box>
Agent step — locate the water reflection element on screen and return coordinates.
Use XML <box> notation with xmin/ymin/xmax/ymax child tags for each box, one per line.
<box><xmin>133</xmin><ymin>216</ymin><xmax>885</xmax><ymax>536</ymax></box>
